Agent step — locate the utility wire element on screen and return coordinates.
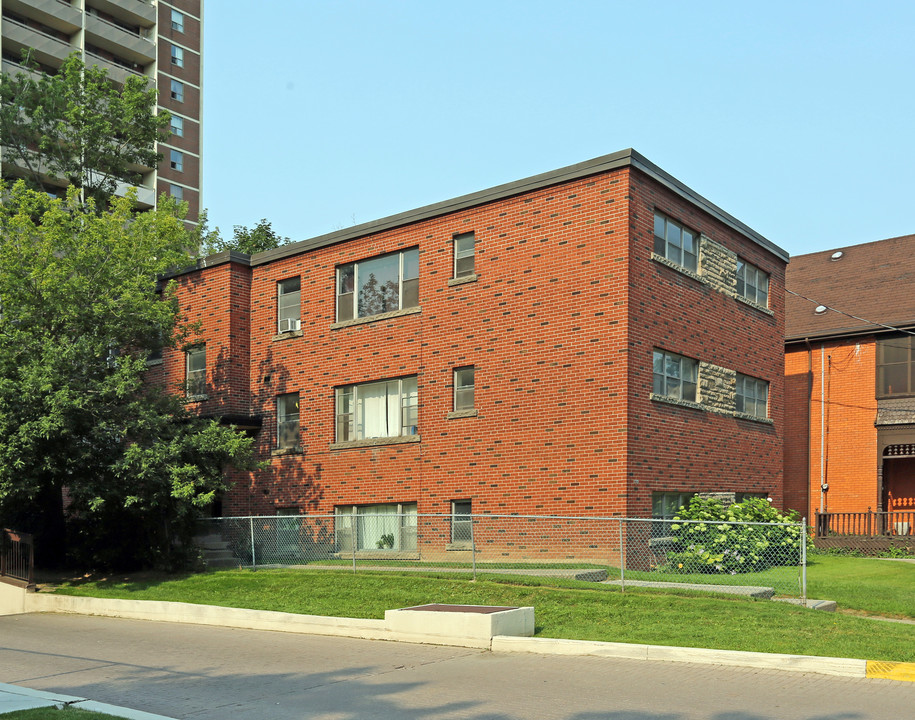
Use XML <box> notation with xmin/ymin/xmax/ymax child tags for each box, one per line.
<box><xmin>786</xmin><ymin>287</ymin><xmax>915</xmax><ymax>338</ymax></box>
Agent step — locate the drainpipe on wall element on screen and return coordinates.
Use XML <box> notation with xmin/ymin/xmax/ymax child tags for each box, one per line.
<box><xmin>804</xmin><ymin>338</ymin><xmax>813</xmax><ymax>517</ymax></box>
<box><xmin>820</xmin><ymin>345</ymin><xmax>826</xmax><ymax>513</ymax></box>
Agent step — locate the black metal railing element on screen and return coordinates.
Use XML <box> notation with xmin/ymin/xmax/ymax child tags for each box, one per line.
<box><xmin>0</xmin><ymin>528</ymin><xmax>34</xmax><ymax>587</ymax></box>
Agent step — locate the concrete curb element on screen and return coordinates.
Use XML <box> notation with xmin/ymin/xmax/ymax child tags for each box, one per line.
<box><xmin>491</xmin><ymin>636</ymin><xmax>868</xmax><ymax>678</ymax></box>
<box><xmin>4</xmin><ymin>587</ymin><xmax>914</xmax><ymax>684</ymax></box>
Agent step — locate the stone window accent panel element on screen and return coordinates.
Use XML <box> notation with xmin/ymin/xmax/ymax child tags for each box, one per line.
<box><xmin>698</xmin><ymin>234</ymin><xmax>738</xmax><ymax>298</ymax></box>
<box><xmin>698</xmin><ymin>361</ymin><xmax>736</xmax><ymax>415</ymax></box>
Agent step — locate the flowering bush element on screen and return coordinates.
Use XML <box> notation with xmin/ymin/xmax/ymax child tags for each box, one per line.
<box><xmin>664</xmin><ymin>497</ymin><xmax>801</xmax><ymax>574</ymax></box>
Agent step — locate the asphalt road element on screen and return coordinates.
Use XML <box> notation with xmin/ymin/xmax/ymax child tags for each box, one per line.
<box><xmin>0</xmin><ymin>613</ymin><xmax>912</xmax><ymax>719</ymax></box>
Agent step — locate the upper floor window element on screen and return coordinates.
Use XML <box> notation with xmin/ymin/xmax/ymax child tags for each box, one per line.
<box><xmin>170</xmin><ymin>115</ymin><xmax>184</xmax><ymax>137</ymax></box>
<box><xmin>171</xmin><ymin>9</ymin><xmax>185</xmax><ymax>32</ymax></box>
<box><xmin>169</xmin><ymin>184</ymin><xmax>183</xmax><ymax>200</ymax></box>
<box><xmin>453</xmin><ymin>232</ymin><xmax>475</xmax><ymax>278</ymax></box>
<box><xmin>652</xmin><ymin>349</ymin><xmax>698</xmax><ymax>403</ymax></box>
<box><xmin>185</xmin><ymin>345</ymin><xmax>205</xmax><ymax>396</ymax></box>
<box><xmin>277</xmin><ymin>277</ymin><xmax>301</xmax><ymax>333</ymax></box>
<box><xmin>335</xmin><ymin>376</ymin><xmax>418</xmax><ymax>442</ymax></box>
<box><xmin>336</xmin><ymin>248</ymin><xmax>419</xmax><ymax>322</ymax></box>
<box><xmin>877</xmin><ymin>335</ymin><xmax>915</xmax><ymax>398</ymax></box>
<box><xmin>171</xmin><ymin>44</ymin><xmax>184</xmax><ymax>67</ymax></box>
<box><xmin>736</xmin><ymin>373</ymin><xmax>769</xmax><ymax>418</ymax></box>
<box><xmin>170</xmin><ymin>80</ymin><xmax>184</xmax><ymax>102</ymax></box>
<box><xmin>653</xmin><ymin>212</ymin><xmax>698</xmax><ymax>273</ymax></box>
<box><xmin>277</xmin><ymin>393</ymin><xmax>300</xmax><ymax>449</ymax></box>
<box><xmin>454</xmin><ymin>366</ymin><xmax>475</xmax><ymax>411</ymax></box>
<box><xmin>736</xmin><ymin>259</ymin><xmax>769</xmax><ymax>307</ymax></box>
<box><xmin>170</xmin><ymin>150</ymin><xmax>183</xmax><ymax>172</ymax></box>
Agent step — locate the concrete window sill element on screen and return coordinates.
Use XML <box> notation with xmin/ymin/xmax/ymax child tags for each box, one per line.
<box><xmin>448</xmin><ymin>274</ymin><xmax>478</xmax><ymax>287</ymax></box>
<box><xmin>447</xmin><ymin>409</ymin><xmax>478</xmax><ymax>419</ymax></box>
<box><xmin>271</xmin><ymin>447</ymin><xmax>302</xmax><ymax>457</ymax></box>
<box><xmin>330</xmin><ymin>435</ymin><xmax>421</xmax><ymax>451</ymax></box>
<box><xmin>735</xmin><ymin>295</ymin><xmax>775</xmax><ymax>316</ymax></box>
<box><xmin>272</xmin><ymin>329</ymin><xmax>304</xmax><ymax>342</ymax></box>
<box><xmin>331</xmin><ymin>305</ymin><xmax>422</xmax><ymax>330</ymax></box>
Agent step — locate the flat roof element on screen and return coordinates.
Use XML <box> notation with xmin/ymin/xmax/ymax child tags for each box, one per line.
<box><xmin>178</xmin><ymin>149</ymin><xmax>787</xmax><ymax>277</ymax></box>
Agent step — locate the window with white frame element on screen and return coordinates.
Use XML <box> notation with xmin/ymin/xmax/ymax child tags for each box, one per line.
<box><xmin>171</xmin><ymin>9</ymin><xmax>184</xmax><ymax>32</ymax></box>
<box><xmin>335</xmin><ymin>502</ymin><xmax>417</xmax><ymax>552</ymax></box>
<box><xmin>276</xmin><ymin>393</ymin><xmax>300</xmax><ymax>449</ymax></box>
<box><xmin>170</xmin><ymin>115</ymin><xmax>184</xmax><ymax>137</ymax></box>
<box><xmin>277</xmin><ymin>277</ymin><xmax>301</xmax><ymax>333</ymax></box>
<box><xmin>652</xmin><ymin>350</ymin><xmax>698</xmax><ymax>403</ymax></box>
<box><xmin>170</xmin><ymin>150</ymin><xmax>183</xmax><ymax>172</ymax></box>
<box><xmin>169</xmin><ymin>184</ymin><xmax>183</xmax><ymax>201</ymax></box>
<box><xmin>453</xmin><ymin>232</ymin><xmax>475</xmax><ymax>278</ymax></box>
<box><xmin>451</xmin><ymin>500</ymin><xmax>472</xmax><ymax>543</ymax></box>
<box><xmin>653</xmin><ymin>211</ymin><xmax>698</xmax><ymax>273</ymax></box>
<box><xmin>170</xmin><ymin>44</ymin><xmax>184</xmax><ymax>67</ymax></box>
<box><xmin>453</xmin><ymin>366</ymin><xmax>475</xmax><ymax>411</ymax></box>
<box><xmin>185</xmin><ymin>345</ymin><xmax>205</xmax><ymax>396</ymax></box>
<box><xmin>170</xmin><ymin>79</ymin><xmax>184</xmax><ymax>102</ymax></box>
<box><xmin>336</xmin><ymin>248</ymin><xmax>419</xmax><ymax>322</ymax></box>
<box><xmin>736</xmin><ymin>259</ymin><xmax>769</xmax><ymax>307</ymax></box>
<box><xmin>335</xmin><ymin>376</ymin><xmax>418</xmax><ymax>442</ymax></box>
<box><xmin>736</xmin><ymin>374</ymin><xmax>768</xmax><ymax>418</ymax></box>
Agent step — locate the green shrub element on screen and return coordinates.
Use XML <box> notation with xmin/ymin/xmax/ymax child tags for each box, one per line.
<box><xmin>664</xmin><ymin>497</ymin><xmax>802</xmax><ymax>574</ymax></box>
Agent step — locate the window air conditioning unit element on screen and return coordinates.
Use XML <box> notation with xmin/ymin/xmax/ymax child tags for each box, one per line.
<box><xmin>279</xmin><ymin>318</ymin><xmax>301</xmax><ymax>333</ymax></box>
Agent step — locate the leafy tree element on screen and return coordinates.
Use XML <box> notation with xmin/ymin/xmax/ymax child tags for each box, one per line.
<box><xmin>201</xmin><ymin>218</ymin><xmax>289</xmax><ymax>256</ymax></box>
<box><xmin>0</xmin><ymin>184</ymin><xmax>257</xmax><ymax>570</ymax></box>
<box><xmin>0</xmin><ymin>52</ymin><xmax>170</xmax><ymax>207</ymax></box>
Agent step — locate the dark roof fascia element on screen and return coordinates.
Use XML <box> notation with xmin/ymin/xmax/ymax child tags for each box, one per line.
<box><xmin>786</xmin><ymin>321</ymin><xmax>915</xmax><ymax>345</ymax></box>
<box><xmin>626</xmin><ymin>154</ymin><xmax>788</xmax><ymax>262</ymax></box>
<box><xmin>248</xmin><ymin>148</ymin><xmax>789</xmax><ymax>268</ymax></box>
<box><xmin>161</xmin><ymin>250</ymin><xmax>252</xmax><ymax>281</ymax></box>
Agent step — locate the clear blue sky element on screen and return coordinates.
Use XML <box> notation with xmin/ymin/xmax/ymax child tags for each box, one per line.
<box><xmin>202</xmin><ymin>1</ymin><xmax>915</xmax><ymax>258</ymax></box>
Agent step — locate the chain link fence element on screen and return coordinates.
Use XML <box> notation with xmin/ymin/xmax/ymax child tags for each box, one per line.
<box><xmin>197</xmin><ymin>514</ymin><xmax>806</xmax><ymax>598</ymax></box>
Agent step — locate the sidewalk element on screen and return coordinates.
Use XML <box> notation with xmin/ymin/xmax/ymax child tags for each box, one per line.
<box><xmin>0</xmin><ymin>681</ymin><xmax>177</xmax><ymax>719</ymax></box>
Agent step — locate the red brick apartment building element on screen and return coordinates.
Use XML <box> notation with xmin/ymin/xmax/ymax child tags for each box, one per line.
<box><xmin>785</xmin><ymin>235</ymin><xmax>915</xmax><ymax>528</ymax></box>
<box><xmin>148</xmin><ymin>149</ymin><xmax>789</xmax><ymax>542</ymax></box>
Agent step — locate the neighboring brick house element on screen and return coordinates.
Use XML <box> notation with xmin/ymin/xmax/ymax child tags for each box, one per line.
<box><xmin>784</xmin><ymin>234</ymin><xmax>915</xmax><ymax>528</ymax></box>
<box><xmin>148</xmin><ymin>149</ymin><xmax>788</xmax><ymax>549</ymax></box>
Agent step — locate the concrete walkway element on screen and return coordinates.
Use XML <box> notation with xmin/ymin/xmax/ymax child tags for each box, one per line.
<box><xmin>0</xmin><ymin>680</ymin><xmax>177</xmax><ymax>719</ymax></box>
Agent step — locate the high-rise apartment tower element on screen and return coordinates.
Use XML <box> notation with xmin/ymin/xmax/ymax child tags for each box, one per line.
<box><xmin>0</xmin><ymin>0</ymin><xmax>202</xmax><ymax>222</ymax></box>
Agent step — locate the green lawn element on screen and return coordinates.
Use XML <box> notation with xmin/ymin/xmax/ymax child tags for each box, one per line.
<box><xmin>50</xmin><ymin>556</ymin><xmax>915</xmax><ymax>663</ymax></box>
<box><xmin>806</xmin><ymin>555</ymin><xmax>915</xmax><ymax>617</ymax></box>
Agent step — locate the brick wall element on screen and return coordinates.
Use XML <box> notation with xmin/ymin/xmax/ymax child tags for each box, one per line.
<box><xmin>157</xmin><ymin>161</ymin><xmax>787</xmax><ymax>521</ymax></box>
<box><xmin>785</xmin><ymin>337</ymin><xmax>879</xmax><ymax>518</ymax></box>
<box><xmin>152</xmin><ymin>260</ymin><xmax>252</xmax><ymax>417</ymax></box>
<box><xmin>625</xmin><ymin>172</ymin><xmax>785</xmax><ymax>516</ymax></box>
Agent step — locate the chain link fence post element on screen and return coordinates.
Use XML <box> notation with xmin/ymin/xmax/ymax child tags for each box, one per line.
<box><xmin>349</xmin><ymin>513</ymin><xmax>357</xmax><ymax>573</ymax></box>
<box><xmin>470</xmin><ymin>514</ymin><xmax>477</xmax><ymax>581</ymax></box>
<box><xmin>619</xmin><ymin>517</ymin><xmax>625</xmax><ymax>592</ymax></box>
<box><xmin>249</xmin><ymin>517</ymin><xmax>256</xmax><ymax>570</ymax></box>
<box><xmin>801</xmin><ymin>517</ymin><xmax>807</xmax><ymax>603</ymax></box>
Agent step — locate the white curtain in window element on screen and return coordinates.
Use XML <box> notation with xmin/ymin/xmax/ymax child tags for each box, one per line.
<box><xmin>357</xmin><ymin>504</ymin><xmax>400</xmax><ymax>550</ymax></box>
<box><xmin>356</xmin><ymin>380</ymin><xmax>404</xmax><ymax>438</ymax></box>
